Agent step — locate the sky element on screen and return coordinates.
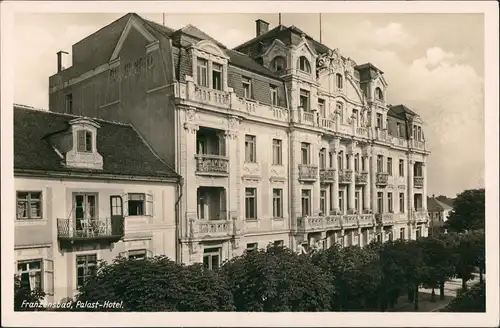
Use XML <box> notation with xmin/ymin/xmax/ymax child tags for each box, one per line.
<box><xmin>12</xmin><ymin>12</ymin><xmax>485</xmax><ymax>198</ymax></box>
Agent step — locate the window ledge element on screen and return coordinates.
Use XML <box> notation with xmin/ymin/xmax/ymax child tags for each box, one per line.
<box><xmin>15</xmin><ymin>218</ymin><xmax>48</xmax><ymax>226</ymax></box>
<box><xmin>125</xmin><ymin>215</ymin><xmax>153</xmax><ymax>219</ymax></box>
<box><xmin>245</xmin><ymin>219</ymin><xmax>259</xmax><ymax>222</ymax></box>
<box><xmin>272</xmin><ymin>217</ymin><xmax>285</xmax><ymax>221</ymax></box>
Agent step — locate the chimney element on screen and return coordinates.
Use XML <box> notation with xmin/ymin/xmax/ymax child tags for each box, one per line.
<box><xmin>57</xmin><ymin>51</ymin><xmax>69</xmax><ymax>73</ymax></box>
<box><xmin>255</xmin><ymin>19</ymin><xmax>269</xmax><ymax>37</ymax></box>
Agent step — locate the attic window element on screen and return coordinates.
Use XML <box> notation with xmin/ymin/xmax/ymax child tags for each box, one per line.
<box><xmin>270</xmin><ymin>56</ymin><xmax>286</xmax><ymax>72</ymax></box>
<box><xmin>336</xmin><ymin>74</ymin><xmax>343</xmax><ymax>89</ymax></box>
<box><xmin>375</xmin><ymin>87</ymin><xmax>384</xmax><ymax>100</ymax></box>
<box><xmin>298</xmin><ymin>56</ymin><xmax>311</xmax><ymax>73</ymax></box>
<box><xmin>77</xmin><ymin>130</ymin><xmax>93</xmax><ymax>153</ymax></box>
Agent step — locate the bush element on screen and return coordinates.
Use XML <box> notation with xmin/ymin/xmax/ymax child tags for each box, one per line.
<box><xmin>442</xmin><ymin>282</ymin><xmax>485</xmax><ymax>312</ymax></box>
<box><xmin>14</xmin><ymin>275</ymin><xmax>46</xmax><ymax>311</ymax></box>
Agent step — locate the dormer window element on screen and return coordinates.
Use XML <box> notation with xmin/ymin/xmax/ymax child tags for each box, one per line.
<box><xmin>271</xmin><ymin>56</ymin><xmax>286</xmax><ymax>72</ymax></box>
<box><xmin>298</xmin><ymin>56</ymin><xmax>311</xmax><ymax>73</ymax></box>
<box><xmin>336</xmin><ymin>74</ymin><xmax>343</xmax><ymax>89</ymax></box>
<box><xmin>77</xmin><ymin>130</ymin><xmax>93</xmax><ymax>153</ymax></box>
<box><xmin>212</xmin><ymin>63</ymin><xmax>223</xmax><ymax>91</ymax></box>
<box><xmin>375</xmin><ymin>87</ymin><xmax>384</xmax><ymax>100</ymax></box>
<box><xmin>197</xmin><ymin>58</ymin><xmax>209</xmax><ymax>87</ymax></box>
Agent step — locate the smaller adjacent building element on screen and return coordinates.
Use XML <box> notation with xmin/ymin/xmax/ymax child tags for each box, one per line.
<box><xmin>427</xmin><ymin>196</ymin><xmax>453</xmax><ymax>235</ymax></box>
<box><xmin>14</xmin><ymin>104</ymin><xmax>181</xmax><ymax>302</ymax></box>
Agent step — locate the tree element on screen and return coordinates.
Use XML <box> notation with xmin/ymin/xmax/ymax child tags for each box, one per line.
<box><xmin>445</xmin><ymin>188</ymin><xmax>485</xmax><ymax>233</ymax></box>
<box><xmin>14</xmin><ymin>275</ymin><xmax>46</xmax><ymax>311</ymax></box>
<box><xmin>221</xmin><ymin>245</ymin><xmax>332</xmax><ymax>311</ymax></box>
<box><xmin>75</xmin><ymin>256</ymin><xmax>234</xmax><ymax>311</ymax></box>
<box><xmin>442</xmin><ymin>282</ymin><xmax>485</xmax><ymax>312</ymax></box>
<box><xmin>452</xmin><ymin>232</ymin><xmax>479</xmax><ymax>290</ymax></box>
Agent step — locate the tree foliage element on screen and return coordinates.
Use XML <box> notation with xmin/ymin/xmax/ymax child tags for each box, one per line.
<box><xmin>445</xmin><ymin>188</ymin><xmax>485</xmax><ymax>233</ymax></box>
<box><xmin>14</xmin><ymin>275</ymin><xmax>46</xmax><ymax>311</ymax></box>
<box><xmin>221</xmin><ymin>245</ymin><xmax>332</xmax><ymax>311</ymax></box>
<box><xmin>442</xmin><ymin>282</ymin><xmax>485</xmax><ymax>312</ymax></box>
<box><xmin>75</xmin><ymin>256</ymin><xmax>234</xmax><ymax>311</ymax></box>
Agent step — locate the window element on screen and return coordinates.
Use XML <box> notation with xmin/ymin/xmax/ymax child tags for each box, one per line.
<box><xmin>245</xmin><ymin>135</ymin><xmax>256</xmax><ymax>162</ymax></box>
<box><xmin>361</xmin><ymin>156</ymin><xmax>366</xmax><ymax>171</ymax></box>
<box><xmin>301</xmin><ymin>190</ymin><xmax>311</xmax><ymax>216</ymax></box>
<box><xmin>354</xmin><ymin>154</ymin><xmax>359</xmax><ymax>172</ymax></box>
<box><xmin>271</xmin><ymin>56</ymin><xmax>286</xmax><ymax>72</ymax></box>
<box><xmin>399</xmin><ymin>193</ymin><xmax>405</xmax><ymax>213</ymax></box>
<box><xmin>376</xmin><ymin>113</ymin><xmax>383</xmax><ymax>129</ymax></box>
<box><xmin>375</xmin><ymin>87</ymin><xmax>384</xmax><ymax>100</ymax></box>
<box><xmin>336</xmin><ymin>102</ymin><xmax>343</xmax><ymax>123</ymax></box>
<box><xmin>128</xmin><ymin>193</ymin><xmax>145</xmax><ymax>216</ymax></box>
<box><xmin>77</xmin><ymin>130</ymin><xmax>93</xmax><ymax>152</ymax></box>
<box><xmin>352</xmin><ymin>109</ymin><xmax>359</xmax><ymax>126</ymax></box>
<box><xmin>272</xmin><ymin>189</ymin><xmax>283</xmax><ymax>218</ymax></box>
<box><xmin>17</xmin><ymin>260</ymin><xmax>42</xmax><ymax>291</ymax></box>
<box><xmin>298</xmin><ymin>56</ymin><xmax>311</xmax><ymax>73</ymax></box>
<box><xmin>299</xmin><ymin>89</ymin><xmax>310</xmax><ymax>111</ymax></box>
<box><xmin>388</xmin><ymin>192</ymin><xmax>393</xmax><ymax>213</ymax></box>
<box><xmin>128</xmin><ymin>249</ymin><xmax>147</xmax><ymax>260</ymax></box>
<box><xmin>355</xmin><ymin>191</ymin><xmax>360</xmax><ymax>213</ymax></box>
<box><xmin>65</xmin><ymin>94</ymin><xmax>73</xmax><ymax>114</ymax></box>
<box><xmin>319</xmin><ymin>148</ymin><xmax>326</xmax><ymax>169</ymax></box>
<box><xmin>246</xmin><ymin>243</ymin><xmax>258</xmax><ymax>252</ymax></box>
<box><xmin>274</xmin><ymin>240</ymin><xmax>284</xmax><ymax>247</ymax></box>
<box><xmin>336</xmin><ymin>73</ymin><xmax>343</xmax><ymax>89</ymax></box>
<box><xmin>376</xmin><ymin>234</ymin><xmax>382</xmax><ymax>243</ymax></box>
<box><xmin>377</xmin><ymin>155</ymin><xmax>383</xmax><ymax>172</ymax></box>
<box><xmin>388</xmin><ymin>232</ymin><xmax>393</xmax><ymax>241</ymax></box>
<box><xmin>337</xmin><ymin>151</ymin><xmax>344</xmax><ymax>170</ymax></box>
<box><xmin>203</xmin><ymin>247</ymin><xmax>220</xmax><ymax>270</ymax></box>
<box><xmin>399</xmin><ymin>159</ymin><xmax>405</xmax><ymax>176</ymax></box>
<box><xmin>338</xmin><ymin>190</ymin><xmax>344</xmax><ymax>212</ymax></box>
<box><xmin>16</xmin><ymin>191</ymin><xmax>42</xmax><ymax>219</ymax></box>
<box><xmin>377</xmin><ymin>192</ymin><xmax>384</xmax><ymax>214</ymax></box>
<box><xmin>318</xmin><ymin>99</ymin><xmax>325</xmax><ymax>117</ymax></box>
<box><xmin>272</xmin><ymin>139</ymin><xmax>282</xmax><ymax>165</ymax></box>
<box><xmin>400</xmin><ymin>228</ymin><xmax>405</xmax><ymax>240</ymax></box>
<box><xmin>320</xmin><ymin>190</ymin><xmax>327</xmax><ymax>215</ymax></box>
<box><xmin>110</xmin><ymin>196</ymin><xmax>123</xmax><ymax>216</ymax></box>
<box><xmin>212</xmin><ymin>63</ymin><xmax>223</xmax><ymax>90</ymax></box>
<box><xmin>270</xmin><ymin>85</ymin><xmax>278</xmax><ymax>106</ymax></box>
<box><xmin>245</xmin><ymin>188</ymin><xmax>257</xmax><ymax>219</ymax></box>
<box><xmin>301</xmin><ymin>142</ymin><xmax>310</xmax><ymax>164</ymax></box>
<box><xmin>196</xmin><ymin>58</ymin><xmax>208</xmax><ymax>87</ymax></box>
<box><xmin>76</xmin><ymin>254</ymin><xmax>97</xmax><ymax>288</ymax></box>
<box><xmin>74</xmin><ymin>193</ymin><xmax>97</xmax><ymax>233</ymax></box>
<box><xmin>396</xmin><ymin>123</ymin><xmax>402</xmax><ymax>137</ymax></box>
<box><xmin>416</xmin><ymin>227</ymin><xmax>422</xmax><ymax>239</ymax></box>
<box><xmin>387</xmin><ymin>157</ymin><xmax>393</xmax><ymax>175</ymax></box>
<box><xmin>242</xmin><ymin>76</ymin><xmax>252</xmax><ymax>98</ymax></box>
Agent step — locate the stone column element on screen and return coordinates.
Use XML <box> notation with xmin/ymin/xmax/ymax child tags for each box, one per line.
<box><xmin>330</xmin><ymin>138</ymin><xmax>340</xmax><ymax>213</ymax></box>
<box><xmin>363</xmin><ymin>156</ymin><xmax>371</xmax><ymax>211</ymax></box>
<box><xmin>370</xmin><ymin>149</ymin><xmax>377</xmax><ymax>213</ymax></box>
<box><xmin>347</xmin><ymin>152</ymin><xmax>356</xmax><ymax>212</ymax></box>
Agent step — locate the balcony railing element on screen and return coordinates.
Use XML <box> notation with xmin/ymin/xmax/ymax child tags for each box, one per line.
<box><xmin>356</xmin><ymin>127</ymin><xmax>369</xmax><ymax>138</ymax></box>
<box><xmin>375</xmin><ymin>213</ymin><xmax>395</xmax><ymax>226</ymax></box>
<box><xmin>413</xmin><ymin>211</ymin><xmax>428</xmax><ymax>223</ymax></box>
<box><xmin>194</xmin><ymin>86</ymin><xmax>230</xmax><ymax>107</ymax></box>
<box><xmin>325</xmin><ymin>215</ymin><xmax>342</xmax><ymax>229</ymax></box>
<box><xmin>319</xmin><ymin>118</ymin><xmax>335</xmax><ymax>131</ymax></box>
<box><xmin>414</xmin><ymin>176</ymin><xmax>424</xmax><ymax>188</ymax></box>
<box><xmin>355</xmin><ymin>171</ymin><xmax>368</xmax><ymax>184</ymax></box>
<box><xmin>410</xmin><ymin>139</ymin><xmax>426</xmax><ymax>150</ymax></box>
<box><xmin>342</xmin><ymin>214</ymin><xmax>358</xmax><ymax>228</ymax></box>
<box><xmin>319</xmin><ymin>168</ymin><xmax>336</xmax><ymax>183</ymax></box>
<box><xmin>195</xmin><ymin>154</ymin><xmax>229</xmax><ymax>175</ymax></box>
<box><xmin>359</xmin><ymin>214</ymin><xmax>375</xmax><ymax>227</ymax></box>
<box><xmin>338</xmin><ymin>169</ymin><xmax>353</xmax><ymax>184</ymax></box>
<box><xmin>189</xmin><ymin>219</ymin><xmax>232</xmax><ymax>240</ymax></box>
<box><xmin>376</xmin><ymin>172</ymin><xmax>389</xmax><ymax>185</ymax></box>
<box><xmin>57</xmin><ymin>217</ymin><xmax>124</xmax><ymax>242</ymax></box>
<box><xmin>298</xmin><ymin>215</ymin><xmax>343</xmax><ymax>232</ymax></box>
<box><xmin>298</xmin><ymin>164</ymin><xmax>318</xmax><ymax>181</ymax></box>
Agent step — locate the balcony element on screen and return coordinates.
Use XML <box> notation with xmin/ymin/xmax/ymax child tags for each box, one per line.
<box><xmin>319</xmin><ymin>117</ymin><xmax>335</xmax><ymax>131</ymax></box>
<box><xmin>57</xmin><ymin>217</ymin><xmax>124</xmax><ymax>244</ymax></box>
<box><xmin>413</xmin><ymin>211</ymin><xmax>428</xmax><ymax>223</ymax></box>
<box><xmin>414</xmin><ymin>176</ymin><xmax>424</xmax><ymax>188</ymax></box>
<box><xmin>358</xmin><ymin>214</ymin><xmax>375</xmax><ymax>227</ymax></box>
<box><xmin>342</xmin><ymin>214</ymin><xmax>358</xmax><ymax>228</ymax></box>
<box><xmin>324</xmin><ymin>215</ymin><xmax>342</xmax><ymax>229</ymax></box>
<box><xmin>234</xmin><ymin>97</ymin><xmax>289</xmax><ymax>123</ymax></box>
<box><xmin>297</xmin><ymin>216</ymin><xmax>325</xmax><ymax>232</ymax></box>
<box><xmin>298</xmin><ymin>164</ymin><xmax>318</xmax><ymax>182</ymax></box>
<box><xmin>410</xmin><ymin>139</ymin><xmax>426</xmax><ymax>150</ymax></box>
<box><xmin>195</xmin><ymin>154</ymin><xmax>229</xmax><ymax>176</ymax></box>
<box><xmin>338</xmin><ymin>169</ymin><xmax>353</xmax><ymax>184</ymax></box>
<box><xmin>189</xmin><ymin>219</ymin><xmax>232</xmax><ymax>240</ymax></box>
<box><xmin>356</xmin><ymin>127</ymin><xmax>369</xmax><ymax>138</ymax></box>
<box><xmin>376</xmin><ymin>172</ymin><xmax>389</xmax><ymax>186</ymax></box>
<box><xmin>299</xmin><ymin>110</ymin><xmax>315</xmax><ymax>126</ymax></box>
<box><xmin>375</xmin><ymin>213</ymin><xmax>394</xmax><ymax>226</ymax></box>
<box><xmin>319</xmin><ymin>168</ymin><xmax>336</xmax><ymax>183</ymax></box>
<box><xmin>355</xmin><ymin>171</ymin><xmax>368</xmax><ymax>184</ymax></box>
<box><xmin>194</xmin><ymin>86</ymin><xmax>230</xmax><ymax>108</ymax></box>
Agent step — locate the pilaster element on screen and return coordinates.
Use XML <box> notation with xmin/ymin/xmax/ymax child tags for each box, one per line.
<box><xmin>370</xmin><ymin>147</ymin><xmax>377</xmax><ymax>212</ymax></box>
<box><xmin>329</xmin><ymin>137</ymin><xmax>340</xmax><ymax>213</ymax></box>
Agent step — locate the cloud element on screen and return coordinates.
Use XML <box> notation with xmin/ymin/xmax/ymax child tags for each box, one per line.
<box><xmin>372</xmin><ymin>22</ymin><xmax>417</xmax><ymax>48</ymax></box>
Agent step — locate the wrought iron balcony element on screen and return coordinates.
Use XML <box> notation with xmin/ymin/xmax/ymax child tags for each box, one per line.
<box><xmin>189</xmin><ymin>219</ymin><xmax>232</xmax><ymax>240</ymax></box>
<box><xmin>298</xmin><ymin>164</ymin><xmax>318</xmax><ymax>181</ymax></box>
<box><xmin>338</xmin><ymin>169</ymin><xmax>353</xmax><ymax>184</ymax></box>
<box><xmin>319</xmin><ymin>168</ymin><xmax>336</xmax><ymax>183</ymax></box>
<box><xmin>376</xmin><ymin>172</ymin><xmax>389</xmax><ymax>186</ymax></box>
<box><xmin>355</xmin><ymin>171</ymin><xmax>368</xmax><ymax>184</ymax></box>
<box><xmin>414</xmin><ymin>176</ymin><xmax>424</xmax><ymax>188</ymax></box>
<box><xmin>195</xmin><ymin>154</ymin><xmax>229</xmax><ymax>175</ymax></box>
<box><xmin>57</xmin><ymin>217</ymin><xmax>124</xmax><ymax>243</ymax></box>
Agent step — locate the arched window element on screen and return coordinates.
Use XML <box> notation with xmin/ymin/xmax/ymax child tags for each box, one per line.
<box><xmin>375</xmin><ymin>87</ymin><xmax>384</xmax><ymax>100</ymax></box>
<box><xmin>297</xmin><ymin>56</ymin><xmax>311</xmax><ymax>73</ymax></box>
<box><xmin>270</xmin><ymin>56</ymin><xmax>286</xmax><ymax>72</ymax></box>
<box><xmin>336</xmin><ymin>102</ymin><xmax>344</xmax><ymax>123</ymax></box>
<box><xmin>336</xmin><ymin>73</ymin><xmax>343</xmax><ymax>89</ymax></box>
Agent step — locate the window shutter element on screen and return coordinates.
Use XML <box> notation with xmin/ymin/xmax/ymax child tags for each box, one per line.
<box><xmin>43</xmin><ymin>259</ymin><xmax>54</xmax><ymax>296</ymax></box>
<box><xmin>77</xmin><ymin>130</ymin><xmax>85</xmax><ymax>152</ymax></box>
<box><xmin>122</xmin><ymin>193</ymin><xmax>129</xmax><ymax>217</ymax></box>
<box><xmin>146</xmin><ymin>192</ymin><xmax>154</xmax><ymax>217</ymax></box>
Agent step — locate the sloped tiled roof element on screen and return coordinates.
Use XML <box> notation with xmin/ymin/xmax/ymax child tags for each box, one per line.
<box><xmin>427</xmin><ymin>197</ymin><xmax>454</xmax><ymax>212</ymax></box>
<box><xmin>388</xmin><ymin>104</ymin><xmax>418</xmax><ymax>120</ymax></box>
<box><xmin>14</xmin><ymin>105</ymin><xmax>180</xmax><ymax>180</ymax></box>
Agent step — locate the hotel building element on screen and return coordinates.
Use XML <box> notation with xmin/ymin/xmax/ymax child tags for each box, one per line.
<box><xmin>47</xmin><ymin>13</ymin><xmax>430</xmax><ymax>266</ymax></box>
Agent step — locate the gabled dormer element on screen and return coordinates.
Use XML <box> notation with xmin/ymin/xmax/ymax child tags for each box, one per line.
<box><xmin>46</xmin><ymin>117</ymin><xmax>103</xmax><ymax>170</ymax></box>
<box><xmin>356</xmin><ymin>62</ymin><xmax>388</xmax><ymax>106</ymax></box>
